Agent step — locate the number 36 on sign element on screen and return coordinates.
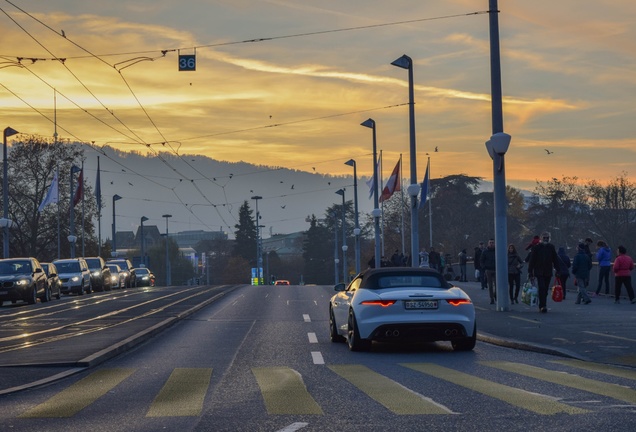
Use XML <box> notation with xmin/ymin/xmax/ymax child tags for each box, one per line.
<box><xmin>179</xmin><ymin>54</ymin><xmax>196</xmax><ymax>71</ymax></box>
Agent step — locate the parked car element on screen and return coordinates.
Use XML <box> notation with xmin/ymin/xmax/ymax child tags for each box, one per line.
<box><xmin>84</xmin><ymin>257</ymin><xmax>112</xmax><ymax>292</ymax></box>
<box><xmin>107</xmin><ymin>259</ymin><xmax>136</xmax><ymax>288</ymax></box>
<box><xmin>0</xmin><ymin>257</ymin><xmax>49</xmax><ymax>305</ymax></box>
<box><xmin>134</xmin><ymin>267</ymin><xmax>155</xmax><ymax>287</ymax></box>
<box><xmin>329</xmin><ymin>267</ymin><xmax>476</xmax><ymax>352</ymax></box>
<box><xmin>274</xmin><ymin>280</ymin><xmax>290</xmax><ymax>285</ymax></box>
<box><xmin>41</xmin><ymin>262</ymin><xmax>62</xmax><ymax>300</ymax></box>
<box><xmin>106</xmin><ymin>264</ymin><xmax>125</xmax><ymax>289</ymax></box>
<box><xmin>53</xmin><ymin>258</ymin><xmax>91</xmax><ymax>295</ymax></box>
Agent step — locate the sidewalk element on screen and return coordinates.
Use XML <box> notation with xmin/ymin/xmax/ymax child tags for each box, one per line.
<box><xmin>459</xmin><ymin>280</ymin><xmax>636</xmax><ymax>368</ymax></box>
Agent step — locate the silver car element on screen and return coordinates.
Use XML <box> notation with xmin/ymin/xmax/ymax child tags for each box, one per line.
<box><xmin>53</xmin><ymin>258</ymin><xmax>92</xmax><ymax>295</ymax></box>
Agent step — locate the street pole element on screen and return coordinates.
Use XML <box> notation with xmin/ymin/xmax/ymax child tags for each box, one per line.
<box><xmin>69</xmin><ymin>165</ymin><xmax>80</xmax><ymax>258</ymax></box>
<box><xmin>336</xmin><ymin>189</ymin><xmax>347</xmax><ymax>283</ymax></box>
<box><xmin>2</xmin><ymin>127</ymin><xmax>19</xmax><ymax>258</ymax></box>
<box><xmin>391</xmin><ymin>54</ymin><xmax>419</xmax><ymax>267</ymax></box>
<box><xmin>332</xmin><ymin>212</ymin><xmax>339</xmax><ymax>285</ymax></box>
<box><xmin>112</xmin><ymin>194</ymin><xmax>121</xmax><ymax>256</ymax></box>
<box><xmin>141</xmin><ymin>216</ymin><xmax>148</xmax><ymax>266</ymax></box>
<box><xmin>251</xmin><ymin>196</ymin><xmax>262</xmax><ymax>285</ymax></box>
<box><xmin>360</xmin><ymin>119</ymin><xmax>382</xmax><ymax>269</ymax></box>
<box><xmin>345</xmin><ymin>159</ymin><xmax>361</xmax><ymax>274</ymax></box>
<box><xmin>488</xmin><ymin>0</ymin><xmax>510</xmax><ymax>312</ymax></box>
<box><xmin>162</xmin><ymin>214</ymin><xmax>172</xmax><ymax>286</ymax></box>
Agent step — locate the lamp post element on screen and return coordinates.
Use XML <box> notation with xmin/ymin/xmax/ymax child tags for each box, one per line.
<box><xmin>331</xmin><ymin>211</ymin><xmax>339</xmax><ymax>284</ymax></box>
<box><xmin>140</xmin><ymin>216</ymin><xmax>148</xmax><ymax>266</ymax></box>
<box><xmin>345</xmin><ymin>159</ymin><xmax>360</xmax><ymax>274</ymax></box>
<box><xmin>487</xmin><ymin>0</ymin><xmax>510</xmax><ymax>312</ymax></box>
<box><xmin>391</xmin><ymin>54</ymin><xmax>419</xmax><ymax>267</ymax></box>
<box><xmin>111</xmin><ymin>194</ymin><xmax>122</xmax><ymax>257</ymax></box>
<box><xmin>335</xmin><ymin>189</ymin><xmax>347</xmax><ymax>283</ymax></box>
<box><xmin>251</xmin><ymin>195</ymin><xmax>262</xmax><ymax>285</ymax></box>
<box><xmin>2</xmin><ymin>127</ymin><xmax>18</xmax><ymax>258</ymax></box>
<box><xmin>162</xmin><ymin>214</ymin><xmax>172</xmax><ymax>286</ymax></box>
<box><xmin>360</xmin><ymin>119</ymin><xmax>382</xmax><ymax>269</ymax></box>
<box><xmin>69</xmin><ymin>165</ymin><xmax>81</xmax><ymax>258</ymax></box>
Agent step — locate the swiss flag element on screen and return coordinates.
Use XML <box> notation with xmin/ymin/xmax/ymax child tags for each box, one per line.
<box><xmin>73</xmin><ymin>169</ymin><xmax>83</xmax><ymax>207</ymax></box>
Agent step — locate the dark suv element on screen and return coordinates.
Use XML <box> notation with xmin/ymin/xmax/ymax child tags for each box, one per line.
<box><xmin>0</xmin><ymin>257</ymin><xmax>49</xmax><ymax>305</ymax></box>
<box><xmin>84</xmin><ymin>257</ymin><xmax>112</xmax><ymax>292</ymax></box>
<box><xmin>107</xmin><ymin>259</ymin><xmax>136</xmax><ymax>288</ymax></box>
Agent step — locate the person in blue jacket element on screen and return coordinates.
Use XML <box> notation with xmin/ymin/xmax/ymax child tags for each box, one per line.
<box><xmin>595</xmin><ymin>240</ymin><xmax>612</xmax><ymax>296</ymax></box>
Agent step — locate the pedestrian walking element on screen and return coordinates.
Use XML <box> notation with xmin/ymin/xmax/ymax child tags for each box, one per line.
<box><xmin>507</xmin><ymin>244</ymin><xmax>523</xmax><ymax>304</ymax></box>
<box><xmin>474</xmin><ymin>242</ymin><xmax>487</xmax><ymax>289</ymax></box>
<box><xmin>419</xmin><ymin>248</ymin><xmax>429</xmax><ymax>268</ymax></box>
<box><xmin>613</xmin><ymin>245</ymin><xmax>635</xmax><ymax>304</ymax></box>
<box><xmin>429</xmin><ymin>247</ymin><xmax>440</xmax><ymax>272</ymax></box>
<box><xmin>572</xmin><ymin>243</ymin><xmax>592</xmax><ymax>305</ymax></box>
<box><xmin>480</xmin><ymin>239</ymin><xmax>497</xmax><ymax>304</ymax></box>
<box><xmin>557</xmin><ymin>247</ymin><xmax>571</xmax><ymax>300</ymax></box>
<box><xmin>458</xmin><ymin>249</ymin><xmax>468</xmax><ymax>282</ymax></box>
<box><xmin>595</xmin><ymin>241</ymin><xmax>612</xmax><ymax>295</ymax></box>
<box><xmin>528</xmin><ymin>231</ymin><xmax>562</xmax><ymax>313</ymax></box>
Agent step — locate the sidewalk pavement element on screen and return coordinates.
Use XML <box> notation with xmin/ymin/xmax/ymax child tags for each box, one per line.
<box><xmin>458</xmin><ymin>280</ymin><xmax>636</xmax><ymax>368</ymax></box>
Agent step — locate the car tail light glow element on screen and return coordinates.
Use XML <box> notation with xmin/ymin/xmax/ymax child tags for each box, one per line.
<box><xmin>446</xmin><ymin>299</ymin><xmax>472</xmax><ymax>306</ymax></box>
<box><xmin>360</xmin><ymin>300</ymin><xmax>396</xmax><ymax>307</ymax></box>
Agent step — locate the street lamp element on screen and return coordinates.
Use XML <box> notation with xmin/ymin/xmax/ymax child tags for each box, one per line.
<box><xmin>3</xmin><ymin>126</ymin><xmax>18</xmax><ymax>258</ymax></box>
<box><xmin>331</xmin><ymin>211</ymin><xmax>338</xmax><ymax>284</ymax></box>
<box><xmin>69</xmin><ymin>165</ymin><xmax>81</xmax><ymax>258</ymax></box>
<box><xmin>360</xmin><ymin>119</ymin><xmax>382</xmax><ymax>269</ymax></box>
<box><xmin>140</xmin><ymin>216</ymin><xmax>149</xmax><ymax>266</ymax></box>
<box><xmin>111</xmin><ymin>194</ymin><xmax>122</xmax><ymax>257</ymax></box>
<box><xmin>487</xmin><ymin>0</ymin><xmax>510</xmax><ymax>312</ymax></box>
<box><xmin>162</xmin><ymin>214</ymin><xmax>172</xmax><ymax>286</ymax></box>
<box><xmin>345</xmin><ymin>159</ymin><xmax>360</xmax><ymax>274</ymax></box>
<box><xmin>391</xmin><ymin>54</ymin><xmax>419</xmax><ymax>267</ymax></box>
<box><xmin>335</xmin><ymin>188</ymin><xmax>347</xmax><ymax>283</ymax></box>
<box><xmin>251</xmin><ymin>195</ymin><xmax>263</xmax><ymax>285</ymax></box>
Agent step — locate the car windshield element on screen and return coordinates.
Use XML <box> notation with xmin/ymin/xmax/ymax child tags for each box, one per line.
<box><xmin>372</xmin><ymin>274</ymin><xmax>447</xmax><ymax>289</ymax></box>
<box><xmin>107</xmin><ymin>266</ymin><xmax>119</xmax><ymax>273</ymax></box>
<box><xmin>0</xmin><ymin>260</ymin><xmax>32</xmax><ymax>275</ymax></box>
<box><xmin>84</xmin><ymin>259</ymin><xmax>101</xmax><ymax>269</ymax></box>
<box><xmin>55</xmin><ymin>261</ymin><xmax>80</xmax><ymax>272</ymax></box>
<box><xmin>136</xmin><ymin>269</ymin><xmax>149</xmax><ymax>275</ymax></box>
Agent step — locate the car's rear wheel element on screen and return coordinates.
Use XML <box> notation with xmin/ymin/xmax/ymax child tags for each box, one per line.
<box><xmin>27</xmin><ymin>286</ymin><xmax>38</xmax><ymax>304</ymax></box>
<box><xmin>452</xmin><ymin>322</ymin><xmax>477</xmax><ymax>351</ymax></box>
<box><xmin>347</xmin><ymin>309</ymin><xmax>371</xmax><ymax>351</ymax></box>
<box><xmin>329</xmin><ymin>307</ymin><xmax>345</xmax><ymax>343</ymax></box>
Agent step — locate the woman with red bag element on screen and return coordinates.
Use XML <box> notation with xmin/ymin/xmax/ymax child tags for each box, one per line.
<box><xmin>613</xmin><ymin>245</ymin><xmax>635</xmax><ymax>304</ymax></box>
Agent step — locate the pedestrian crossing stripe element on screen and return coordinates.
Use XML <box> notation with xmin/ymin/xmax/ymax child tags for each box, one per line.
<box><xmin>252</xmin><ymin>367</ymin><xmax>323</xmax><ymax>415</ymax></box>
<box><xmin>19</xmin><ymin>368</ymin><xmax>135</xmax><ymax>418</ymax></box>
<box><xmin>401</xmin><ymin>363</ymin><xmax>587</xmax><ymax>415</ymax></box>
<box><xmin>328</xmin><ymin>364</ymin><xmax>454</xmax><ymax>415</ymax></box>
<box><xmin>146</xmin><ymin>368</ymin><xmax>213</xmax><ymax>417</ymax></box>
<box><xmin>549</xmin><ymin>359</ymin><xmax>636</xmax><ymax>381</ymax></box>
<box><xmin>481</xmin><ymin>361</ymin><xmax>636</xmax><ymax>405</ymax></box>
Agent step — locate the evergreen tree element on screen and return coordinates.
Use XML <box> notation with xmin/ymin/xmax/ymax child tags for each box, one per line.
<box><xmin>302</xmin><ymin>214</ymin><xmax>332</xmax><ymax>284</ymax></box>
<box><xmin>233</xmin><ymin>200</ymin><xmax>257</xmax><ymax>264</ymax></box>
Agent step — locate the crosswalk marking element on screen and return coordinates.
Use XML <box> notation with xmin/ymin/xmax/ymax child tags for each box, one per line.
<box><xmin>146</xmin><ymin>368</ymin><xmax>213</xmax><ymax>417</ymax></box>
<box><xmin>307</xmin><ymin>332</ymin><xmax>318</xmax><ymax>343</ymax></box>
<box><xmin>481</xmin><ymin>361</ymin><xmax>636</xmax><ymax>404</ymax></box>
<box><xmin>328</xmin><ymin>364</ymin><xmax>454</xmax><ymax>415</ymax></box>
<box><xmin>252</xmin><ymin>367</ymin><xmax>323</xmax><ymax>415</ymax></box>
<box><xmin>402</xmin><ymin>363</ymin><xmax>587</xmax><ymax>415</ymax></box>
<box><xmin>20</xmin><ymin>368</ymin><xmax>135</xmax><ymax>418</ymax></box>
<box><xmin>550</xmin><ymin>359</ymin><xmax>636</xmax><ymax>381</ymax></box>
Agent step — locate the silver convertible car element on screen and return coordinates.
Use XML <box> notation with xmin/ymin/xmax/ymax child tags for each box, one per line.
<box><xmin>329</xmin><ymin>267</ymin><xmax>476</xmax><ymax>351</ymax></box>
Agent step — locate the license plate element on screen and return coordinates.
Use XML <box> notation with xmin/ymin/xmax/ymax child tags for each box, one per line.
<box><xmin>404</xmin><ymin>300</ymin><xmax>438</xmax><ymax>309</ymax></box>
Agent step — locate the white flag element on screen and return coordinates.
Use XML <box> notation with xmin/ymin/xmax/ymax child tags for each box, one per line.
<box><xmin>38</xmin><ymin>170</ymin><xmax>59</xmax><ymax>212</ymax></box>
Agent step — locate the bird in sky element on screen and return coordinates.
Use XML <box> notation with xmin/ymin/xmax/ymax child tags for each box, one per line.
<box><xmin>291</xmin><ymin>185</ymin><xmax>294</xmax><ymax>189</ymax></box>
<box><xmin>281</xmin><ymin>205</ymin><xmax>286</xmax><ymax>209</ymax></box>
<box><xmin>434</xmin><ymin>146</ymin><xmax>439</xmax><ymax>152</ymax></box>
<box><xmin>61</xmin><ymin>29</ymin><xmax>66</xmax><ymax>38</ymax></box>
<box><xmin>128</xmin><ymin>182</ymin><xmax>133</xmax><ymax>186</ymax></box>
<box><xmin>312</xmin><ymin>167</ymin><xmax>315</xmax><ymax>171</ymax></box>
<box><xmin>545</xmin><ymin>149</ymin><xmax>554</xmax><ymax>154</ymax></box>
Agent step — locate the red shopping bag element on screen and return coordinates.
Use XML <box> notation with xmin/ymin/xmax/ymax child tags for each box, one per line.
<box><xmin>552</xmin><ymin>277</ymin><xmax>563</xmax><ymax>302</ymax></box>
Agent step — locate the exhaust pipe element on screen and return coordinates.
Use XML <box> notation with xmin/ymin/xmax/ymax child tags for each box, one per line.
<box><xmin>384</xmin><ymin>329</ymin><xmax>401</xmax><ymax>338</ymax></box>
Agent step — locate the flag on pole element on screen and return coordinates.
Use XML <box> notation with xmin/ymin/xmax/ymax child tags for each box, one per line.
<box><xmin>73</xmin><ymin>169</ymin><xmax>83</xmax><ymax>207</ymax></box>
<box><xmin>419</xmin><ymin>158</ymin><xmax>430</xmax><ymax>209</ymax></box>
<box><xmin>38</xmin><ymin>170</ymin><xmax>59</xmax><ymax>212</ymax></box>
<box><xmin>95</xmin><ymin>157</ymin><xmax>101</xmax><ymax>209</ymax></box>
<box><xmin>365</xmin><ymin>154</ymin><xmax>382</xmax><ymax>199</ymax></box>
<box><xmin>380</xmin><ymin>159</ymin><xmax>401</xmax><ymax>202</ymax></box>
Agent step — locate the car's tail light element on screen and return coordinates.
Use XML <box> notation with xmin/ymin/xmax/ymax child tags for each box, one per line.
<box><xmin>360</xmin><ymin>300</ymin><xmax>396</xmax><ymax>307</ymax></box>
<box><xmin>446</xmin><ymin>299</ymin><xmax>472</xmax><ymax>306</ymax></box>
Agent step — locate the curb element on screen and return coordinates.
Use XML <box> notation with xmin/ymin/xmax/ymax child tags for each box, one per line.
<box><xmin>477</xmin><ymin>330</ymin><xmax>592</xmax><ymax>362</ymax></box>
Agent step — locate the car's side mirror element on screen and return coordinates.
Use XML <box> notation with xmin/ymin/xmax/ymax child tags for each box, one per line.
<box><xmin>334</xmin><ymin>283</ymin><xmax>346</xmax><ymax>292</ymax></box>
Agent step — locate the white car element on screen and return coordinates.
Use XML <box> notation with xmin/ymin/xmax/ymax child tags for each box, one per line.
<box><xmin>329</xmin><ymin>267</ymin><xmax>476</xmax><ymax>352</ymax></box>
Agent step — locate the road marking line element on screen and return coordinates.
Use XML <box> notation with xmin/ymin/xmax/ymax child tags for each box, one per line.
<box><xmin>303</xmin><ymin>314</ymin><xmax>311</xmax><ymax>322</ymax></box>
<box><xmin>20</xmin><ymin>368</ymin><xmax>135</xmax><ymax>418</ymax></box>
<box><xmin>482</xmin><ymin>361</ymin><xmax>636</xmax><ymax>405</ymax></box>
<box><xmin>276</xmin><ymin>422</ymin><xmax>309</xmax><ymax>432</ymax></box>
<box><xmin>308</xmin><ymin>332</ymin><xmax>318</xmax><ymax>343</ymax></box>
<box><xmin>403</xmin><ymin>363</ymin><xmax>587</xmax><ymax>415</ymax></box>
<box><xmin>550</xmin><ymin>359</ymin><xmax>636</xmax><ymax>381</ymax></box>
<box><xmin>147</xmin><ymin>368</ymin><xmax>213</xmax><ymax>417</ymax></box>
<box><xmin>583</xmin><ymin>331</ymin><xmax>636</xmax><ymax>343</ymax></box>
<box><xmin>311</xmin><ymin>351</ymin><xmax>324</xmax><ymax>364</ymax></box>
<box><xmin>252</xmin><ymin>367</ymin><xmax>323</xmax><ymax>415</ymax></box>
<box><xmin>329</xmin><ymin>364</ymin><xmax>454</xmax><ymax>414</ymax></box>
<box><xmin>510</xmin><ymin>316</ymin><xmax>541</xmax><ymax>324</ymax></box>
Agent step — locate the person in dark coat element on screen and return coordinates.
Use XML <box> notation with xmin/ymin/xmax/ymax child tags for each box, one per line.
<box><xmin>557</xmin><ymin>247</ymin><xmax>571</xmax><ymax>300</ymax></box>
<box><xmin>480</xmin><ymin>239</ymin><xmax>497</xmax><ymax>304</ymax></box>
<box><xmin>474</xmin><ymin>242</ymin><xmax>486</xmax><ymax>288</ymax></box>
<box><xmin>528</xmin><ymin>231</ymin><xmax>563</xmax><ymax>313</ymax></box>
<box><xmin>507</xmin><ymin>244</ymin><xmax>524</xmax><ymax>304</ymax></box>
<box><xmin>572</xmin><ymin>244</ymin><xmax>592</xmax><ymax>305</ymax></box>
